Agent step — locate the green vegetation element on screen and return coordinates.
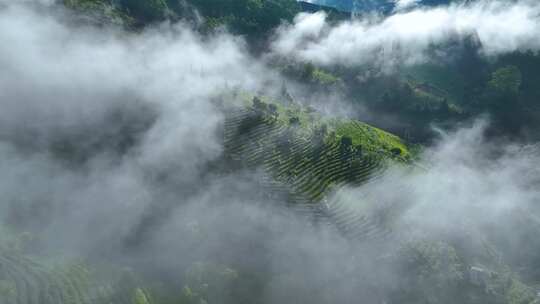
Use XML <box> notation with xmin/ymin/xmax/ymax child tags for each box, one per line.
<box><xmin>0</xmin><ymin>280</ymin><xmax>16</xmax><ymax>298</ymax></box>
<box><xmin>387</xmin><ymin>239</ymin><xmax>538</xmax><ymax>304</ymax></box>
<box><xmin>63</xmin><ymin>0</ymin><xmax>135</xmax><ymax>26</ymax></box>
<box><xmin>64</xmin><ymin>0</ymin><xmax>299</xmax><ymax>37</ymax></box>
<box><xmin>395</xmin><ymin>240</ymin><xmax>466</xmax><ymax>302</ymax></box>
<box><xmin>62</xmin><ymin>0</ymin><xmax>540</xmax><ymax>141</ymax></box>
<box><xmin>488</xmin><ymin>65</ymin><xmax>522</xmax><ymax>95</ymax></box>
<box><xmin>280</xmin><ymin>62</ymin><xmax>344</xmax><ymax>89</ymax></box>
<box><xmin>0</xmin><ymin>227</ymin><xmax>155</xmax><ymax>304</ymax></box>
<box><xmin>9</xmin><ymin>2</ymin><xmax>540</xmax><ymax>304</ymax></box>
<box><xmin>332</xmin><ymin>119</ymin><xmax>409</xmax><ymax>158</ymax></box>
<box><xmin>188</xmin><ymin>0</ymin><xmax>299</xmax><ymax>36</ymax></box>
<box><xmin>223</xmin><ymin>95</ymin><xmax>410</xmax><ymax>203</ymax></box>
<box><xmin>134</xmin><ymin>288</ymin><xmax>152</xmax><ymax>304</ymax></box>
<box><xmin>179</xmin><ymin>262</ymin><xmax>239</xmax><ymax>304</ymax></box>
<box><xmin>312</xmin><ymin>68</ymin><xmax>342</xmax><ymax>86</ymax></box>
<box><xmin>403</xmin><ymin>64</ymin><xmax>466</xmax><ymax>103</ymax></box>
<box><xmin>120</xmin><ymin>0</ymin><xmax>169</xmax><ymax>22</ymax></box>
<box><xmin>325</xmin><ymin>48</ymin><xmax>540</xmax><ymax>142</ymax></box>
<box><xmin>0</xmin><ymin>251</ymin><xmax>133</xmax><ymax>304</ymax></box>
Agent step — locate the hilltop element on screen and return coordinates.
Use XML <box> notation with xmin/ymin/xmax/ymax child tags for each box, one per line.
<box><xmin>2</xmin><ymin>1</ymin><xmax>540</xmax><ymax>304</ymax></box>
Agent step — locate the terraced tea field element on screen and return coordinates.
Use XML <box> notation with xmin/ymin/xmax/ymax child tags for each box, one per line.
<box><xmin>0</xmin><ymin>249</ymin><xmax>151</xmax><ymax>304</ymax></box>
<box><xmin>223</xmin><ymin>98</ymin><xmax>410</xmax><ymax>241</ymax></box>
<box><xmin>0</xmin><ymin>99</ymin><xmax>413</xmax><ymax>304</ymax></box>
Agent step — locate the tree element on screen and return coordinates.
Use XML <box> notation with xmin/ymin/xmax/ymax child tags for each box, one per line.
<box><xmin>340</xmin><ymin>136</ymin><xmax>352</xmax><ymax>148</ymax></box>
<box><xmin>120</xmin><ymin>0</ymin><xmax>169</xmax><ymax>22</ymax></box>
<box><xmin>390</xmin><ymin>147</ymin><xmax>402</xmax><ymax>156</ymax></box>
<box><xmin>133</xmin><ymin>288</ymin><xmax>151</xmax><ymax>304</ymax></box>
<box><xmin>483</xmin><ymin>65</ymin><xmax>524</xmax><ymax>133</ymax></box>
<box><xmin>289</xmin><ymin>116</ymin><xmax>300</xmax><ymax>126</ymax></box>
<box><xmin>252</xmin><ymin>96</ymin><xmax>266</xmax><ymax>111</ymax></box>
<box><xmin>301</xmin><ymin>62</ymin><xmax>315</xmax><ymax>81</ymax></box>
<box><xmin>340</xmin><ymin>136</ymin><xmax>353</xmax><ymax>160</ymax></box>
<box><xmin>267</xmin><ymin>103</ymin><xmax>279</xmax><ymax>119</ymax></box>
<box><xmin>280</xmin><ymin>83</ymin><xmax>294</xmax><ymax>104</ymax></box>
<box><xmin>186</xmin><ymin>0</ymin><xmax>299</xmax><ymax>37</ymax></box>
<box><xmin>488</xmin><ymin>65</ymin><xmax>522</xmax><ymax>95</ymax></box>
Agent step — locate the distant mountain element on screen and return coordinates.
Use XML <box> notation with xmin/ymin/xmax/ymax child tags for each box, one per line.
<box><xmin>301</xmin><ymin>0</ymin><xmax>456</xmax><ymax>14</ymax></box>
<box><xmin>298</xmin><ymin>1</ymin><xmax>352</xmax><ymax>18</ymax></box>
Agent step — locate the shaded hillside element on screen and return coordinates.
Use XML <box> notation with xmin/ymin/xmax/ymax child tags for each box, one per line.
<box><xmin>0</xmin><ymin>246</ymin><xmax>151</xmax><ymax>304</ymax></box>
<box><xmin>218</xmin><ymin>94</ymin><xmax>416</xmax><ymax>242</ymax></box>
<box><xmin>222</xmin><ymin>95</ymin><xmax>409</xmax><ymax>200</ymax></box>
<box><xmin>2</xmin><ymin>1</ymin><xmax>540</xmax><ymax>304</ymax></box>
<box><xmin>63</xmin><ymin>0</ymin><xmax>300</xmax><ymax>38</ymax></box>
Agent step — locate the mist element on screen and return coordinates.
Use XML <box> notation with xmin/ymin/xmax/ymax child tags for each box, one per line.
<box><xmin>272</xmin><ymin>0</ymin><xmax>540</xmax><ymax>67</ymax></box>
<box><xmin>1</xmin><ymin>1</ymin><xmax>540</xmax><ymax>303</ymax></box>
<box><xmin>334</xmin><ymin>119</ymin><xmax>540</xmax><ymax>234</ymax></box>
<box><xmin>0</xmin><ymin>0</ymin><xmax>277</xmax><ymax>254</ymax></box>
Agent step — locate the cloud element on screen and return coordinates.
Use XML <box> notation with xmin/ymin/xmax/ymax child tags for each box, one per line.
<box><xmin>1</xmin><ymin>1</ymin><xmax>540</xmax><ymax>303</ymax></box>
<box><xmin>272</xmin><ymin>0</ymin><xmax>540</xmax><ymax>68</ymax></box>
<box><xmin>331</xmin><ymin>118</ymin><xmax>540</xmax><ymax>259</ymax></box>
<box><xmin>0</xmin><ymin>0</ymin><xmax>276</xmax><ymax>252</ymax></box>
<box><xmin>394</xmin><ymin>0</ymin><xmax>421</xmax><ymax>12</ymax></box>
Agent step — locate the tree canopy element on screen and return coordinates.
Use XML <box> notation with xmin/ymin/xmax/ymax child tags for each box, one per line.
<box><xmin>120</xmin><ymin>0</ymin><xmax>169</xmax><ymax>22</ymax></box>
<box><xmin>186</xmin><ymin>0</ymin><xmax>300</xmax><ymax>36</ymax></box>
<box><xmin>488</xmin><ymin>65</ymin><xmax>522</xmax><ymax>95</ymax></box>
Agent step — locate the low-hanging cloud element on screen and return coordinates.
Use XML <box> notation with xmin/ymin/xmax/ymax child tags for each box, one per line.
<box><xmin>2</xmin><ymin>1</ymin><xmax>540</xmax><ymax>303</ymax></box>
<box><xmin>394</xmin><ymin>0</ymin><xmax>422</xmax><ymax>12</ymax></box>
<box><xmin>0</xmin><ymin>0</ymin><xmax>276</xmax><ymax>252</ymax></box>
<box><xmin>272</xmin><ymin>0</ymin><xmax>540</xmax><ymax>68</ymax></box>
<box><xmin>331</xmin><ymin>118</ymin><xmax>540</xmax><ymax>266</ymax></box>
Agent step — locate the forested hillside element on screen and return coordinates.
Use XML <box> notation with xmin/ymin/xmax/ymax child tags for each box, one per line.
<box><xmin>64</xmin><ymin>0</ymin><xmax>300</xmax><ymax>37</ymax></box>
<box><xmin>2</xmin><ymin>1</ymin><xmax>540</xmax><ymax>304</ymax></box>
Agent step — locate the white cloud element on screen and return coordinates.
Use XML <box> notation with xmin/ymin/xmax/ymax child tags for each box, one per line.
<box><xmin>272</xmin><ymin>0</ymin><xmax>540</xmax><ymax>67</ymax></box>
<box><xmin>2</xmin><ymin>2</ymin><xmax>540</xmax><ymax>302</ymax></box>
<box><xmin>0</xmin><ymin>0</ymin><xmax>275</xmax><ymax>251</ymax></box>
<box><xmin>394</xmin><ymin>0</ymin><xmax>421</xmax><ymax>12</ymax></box>
<box><xmin>332</xmin><ymin>119</ymin><xmax>540</xmax><ymax>239</ymax></box>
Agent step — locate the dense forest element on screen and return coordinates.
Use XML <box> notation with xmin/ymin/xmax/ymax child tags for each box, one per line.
<box><xmin>1</xmin><ymin>0</ymin><xmax>540</xmax><ymax>304</ymax></box>
<box><xmin>70</xmin><ymin>0</ymin><xmax>540</xmax><ymax>143</ymax></box>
